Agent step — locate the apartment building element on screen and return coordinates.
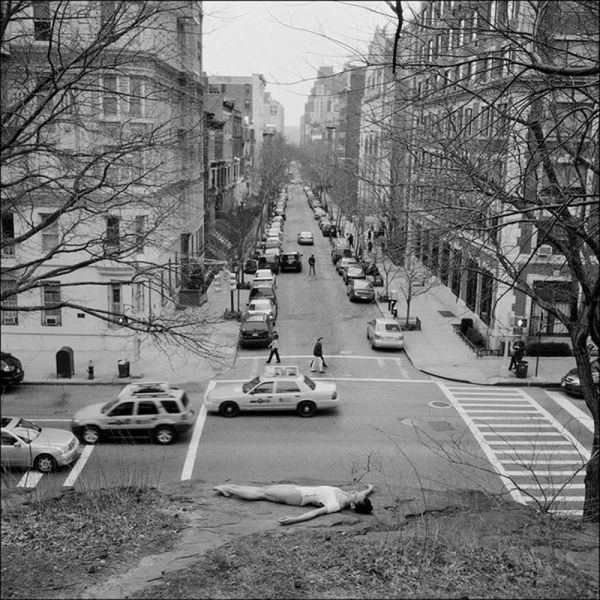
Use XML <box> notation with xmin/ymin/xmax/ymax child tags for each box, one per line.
<box><xmin>394</xmin><ymin>0</ymin><xmax>598</xmax><ymax>349</ymax></box>
<box><xmin>1</xmin><ymin>1</ymin><xmax>205</xmax><ymax>359</ymax></box>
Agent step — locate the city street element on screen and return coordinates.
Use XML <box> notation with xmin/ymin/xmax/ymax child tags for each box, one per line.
<box><xmin>1</xmin><ymin>182</ymin><xmax>594</xmax><ymax>516</ymax></box>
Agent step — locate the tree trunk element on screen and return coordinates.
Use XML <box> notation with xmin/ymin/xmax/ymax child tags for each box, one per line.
<box><xmin>405</xmin><ymin>294</ymin><xmax>411</xmax><ymax>327</ymax></box>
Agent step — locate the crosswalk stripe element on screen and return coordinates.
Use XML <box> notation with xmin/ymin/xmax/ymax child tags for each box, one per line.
<box><xmin>545</xmin><ymin>391</ymin><xmax>594</xmax><ymax>433</ymax></box>
<box><xmin>17</xmin><ymin>471</ymin><xmax>43</xmax><ymax>488</ymax></box>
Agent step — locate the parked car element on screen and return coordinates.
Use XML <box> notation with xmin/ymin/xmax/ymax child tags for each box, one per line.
<box><xmin>244</xmin><ymin>258</ymin><xmax>258</xmax><ymax>275</ymax></box>
<box><xmin>248</xmin><ymin>284</ymin><xmax>277</xmax><ymax>307</ymax></box>
<box><xmin>297</xmin><ymin>231</ymin><xmax>314</xmax><ymax>245</ymax></box>
<box><xmin>238</xmin><ymin>313</ymin><xmax>275</xmax><ymax>349</ymax></box>
<box><xmin>321</xmin><ymin>222</ymin><xmax>337</xmax><ymax>237</ymax></box>
<box><xmin>245</xmin><ymin>298</ymin><xmax>277</xmax><ymax>323</ymax></box>
<box><xmin>331</xmin><ymin>243</ymin><xmax>353</xmax><ymax>264</ymax></box>
<box><xmin>1</xmin><ymin>416</ymin><xmax>80</xmax><ymax>473</ymax></box>
<box><xmin>71</xmin><ymin>383</ymin><xmax>196</xmax><ymax>445</ymax></box>
<box><xmin>347</xmin><ymin>279</ymin><xmax>375</xmax><ymax>302</ymax></box>
<box><xmin>204</xmin><ymin>368</ymin><xmax>339</xmax><ymax>418</ymax></box>
<box><xmin>253</xmin><ymin>268</ymin><xmax>276</xmax><ymax>287</ymax></box>
<box><xmin>343</xmin><ymin>266</ymin><xmax>366</xmax><ymax>285</ymax></box>
<box><xmin>280</xmin><ymin>251</ymin><xmax>303</xmax><ymax>272</ymax></box>
<box><xmin>366</xmin><ymin>318</ymin><xmax>404</xmax><ymax>350</ymax></box>
<box><xmin>1</xmin><ymin>351</ymin><xmax>24</xmax><ymax>386</ymax></box>
<box><xmin>314</xmin><ymin>209</ymin><xmax>327</xmax><ymax>220</ymax></box>
<box><xmin>265</xmin><ymin>237</ymin><xmax>282</xmax><ymax>251</ymax></box>
<box><xmin>257</xmin><ymin>253</ymin><xmax>280</xmax><ymax>274</ymax></box>
<box><xmin>561</xmin><ymin>359</ymin><xmax>600</xmax><ymax>396</ymax></box>
<box><xmin>336</xmin><ymin>257</ymin><xmax>358</xmax><ymax>276</ymax></box>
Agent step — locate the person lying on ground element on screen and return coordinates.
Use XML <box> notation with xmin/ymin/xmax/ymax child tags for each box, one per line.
<box><xmin>214</xmin><ymin>483</ymin><xmax>374</xmax><ymax>525</ymax></box>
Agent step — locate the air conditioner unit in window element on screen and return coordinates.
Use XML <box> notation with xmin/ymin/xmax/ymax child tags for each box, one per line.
<box><xmin>44</xmin><ymin>316</ymin><xmax>59</xmax><ymax>326</ymax></box>
<box><xmin>3</xmin><ymin>316</ymin><xmax>17</xmax><ymax>325</ymax></box>
<box><xmin>538</xmin><ymin>245</ymin><xmax>552</xmax><ymax>257</ymax></box>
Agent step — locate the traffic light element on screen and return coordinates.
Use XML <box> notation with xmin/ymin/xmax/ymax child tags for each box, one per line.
<box><xmin>229</xmin><ymin>272</ymin><xmax>237</xmax><ymax>290</ymax></box>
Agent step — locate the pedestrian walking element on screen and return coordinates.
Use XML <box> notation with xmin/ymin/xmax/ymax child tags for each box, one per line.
<box><xmin>367</xmin><ymin>240</ymin><xmax>373</xmax><ymax>253</ymax></box>
<box><xmin>508</xmin><ymin>338</ymin><xmax>526</xmax><ymax>371</ymax></box>
<box><xmin>214</xmin><ymin>483</ymin><xmax>374</xmax><ymax>525</ymax></box>
<box><xmin>367</xmin><ymin>228</ymin><xmax>372</xmax><ymax>241</ymax></box>
<box><xmin>348</xmin><ymin>233</ymin><xmax>354</xmax><ymax>248</ymax></box>
<box><xmin>310</xmin><ymin>336</ymin><xmax>328</xmax><ymax>372</ymax></box>
<box><xmin>266</xmin><ymin>331</ymin><xmax>281</xmax><ymax>364</ymax></box>
<box><xmin>308</xmin><ymin>254</ymin><xmax>316</xmax><ymax>275</ymax></box>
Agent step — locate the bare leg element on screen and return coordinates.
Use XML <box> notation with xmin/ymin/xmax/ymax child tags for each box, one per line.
<box><xmin>214</xmin><ymin>484</ymin><xmax>302</xmax><ymax>506</ymax></box>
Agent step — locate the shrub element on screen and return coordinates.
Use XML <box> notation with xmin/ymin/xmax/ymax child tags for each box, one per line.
<box><xmin>525</xmin><ymin>341</ymin><xmax>571</xmax><ymax>356</ymax></box>
<box><xmin>465</xmin><ymin>326</ymin><xmax>486</xmax><ymax>347</ymax></box>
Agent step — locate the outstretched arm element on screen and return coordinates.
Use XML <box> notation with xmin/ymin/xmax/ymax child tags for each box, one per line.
<box><xmin>278</xmin><ymin>506</ymin><xmax>329</xmax><ymax>525</ymax></box>
<box><xmin>357</xmin><ymin>484</ymin><xmax>374</xmax><ymax>502</ymax></box>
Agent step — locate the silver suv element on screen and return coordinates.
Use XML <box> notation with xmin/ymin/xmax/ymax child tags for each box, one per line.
<box><xmin>71</xmin><ymin>382</ymin><xmax>196</xmax><ymax>445</ymax></box>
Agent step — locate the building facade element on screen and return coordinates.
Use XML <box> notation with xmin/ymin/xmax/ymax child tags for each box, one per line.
<box><xmin>1</xmin><ymin>1</ymin><xmax>206</xmax><ymax>361</ymax></box>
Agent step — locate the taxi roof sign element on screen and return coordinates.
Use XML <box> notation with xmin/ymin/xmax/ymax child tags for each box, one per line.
<box><xmin>264</xmin><ymin>365</ymin><xmax>299</xmax><ymax>377</ymax></box>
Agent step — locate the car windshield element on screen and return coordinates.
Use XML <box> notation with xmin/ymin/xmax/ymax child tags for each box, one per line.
<box><xmin>303</xmin><ymin>376</ymin><xmax>316</xmax><ymax>390</ymax></box>
<box><xmin>243</xmin><ymin>376</ymin><xmax>261</xmax><ymax>393</ymax></box>
<box><xmin>13</xmin><ymin>418</ymin><xmax>42</xmax><ymax>442</ymax></box>
<box><xmin>249</xmin><ymin>301</ymin><xmax>270</xmax><ymax>310</ymax></box>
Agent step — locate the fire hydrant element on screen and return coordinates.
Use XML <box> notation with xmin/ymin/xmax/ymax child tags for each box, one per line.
<box><xmin>87</xmin><ymin>360</ymin><xmax>95</xmax><ymax>380</ymax></box>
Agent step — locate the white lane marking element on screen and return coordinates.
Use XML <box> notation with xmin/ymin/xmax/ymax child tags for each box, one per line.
<box><xmin>545</xmin><ymin>391</ymin><xmax>594</xmax><ymax>433</ymax></box>
<box><xmin>63</xmin><ymin>444</ymin><xmax>94</xmax><ymax>487</ymax></box>
<box><xmin>180</xmin><ymin>386</ymin><xmax>212</xmax><ymax>481</ymax></box>
<box><xmin>17</xmin><ymin>471</ymin><xmax>44</xmax><ymax>488</ymax></box>
<box><xmin>377</xmin><ymin>358</ymin><xmax>385</xmax><ymax>369</ymax></box>
<box><xmin>394</xmin><ymin>358</ymin><xmax>409</xmax><ymax>379</ymax></box>
<box><xmin>26</xmin><ymin>419</ymin><xmax>72</xmax><ymax>422</ymax></box>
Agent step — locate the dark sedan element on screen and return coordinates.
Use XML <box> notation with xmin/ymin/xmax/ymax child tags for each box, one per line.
<box><xmin>239</xmin><ymin>314</ymin><xmax>275</xmax><ymax>348</ymax></box>
<box><xmin>1</xmin><ymin>352</ymin><xmax>24</xmax><ymax>386</ymax></box>
<box><xmin>347</xmin><ymin>279</ymin><xmax>375</xmax><ymax>302</ymax></box>
<box><xmin>561</xmin><ymin>359</ymin><xmax>600</xmax><ymax>396</ymax></box>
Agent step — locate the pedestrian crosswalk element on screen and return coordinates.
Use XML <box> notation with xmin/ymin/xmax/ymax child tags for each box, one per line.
<box><xmin>437</xmin><ymin>384</ymin><xmax>590</xmax><ymax>516</ymax></box>
<box><xmin>236</xmin><ymin>353</ymin><xmax>422</xmax><ymax>381</ymax></box>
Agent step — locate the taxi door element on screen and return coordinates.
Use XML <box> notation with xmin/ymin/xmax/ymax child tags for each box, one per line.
<box><xmin>274</xmin><ymin>380</ymin><xmax>302</xmax><ymax>407</ymax></box>
<box><xmin>105</xmin><ymin>400</ymin><xmax>135</xmax><ymax>437</ymax></box>
<box><xmin>247</xmin><ymin>381</ymin><xmax>275</xmax><ymax>410</ymax></box>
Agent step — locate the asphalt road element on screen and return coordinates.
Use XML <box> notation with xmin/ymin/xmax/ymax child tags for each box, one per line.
<box><xmin>1</xmin><ymin>182</ymin><xmax>594</xmax><ymax>514</ymax></box>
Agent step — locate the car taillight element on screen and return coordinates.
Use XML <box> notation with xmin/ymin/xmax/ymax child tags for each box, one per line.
<box><xmin>331</xmin><ymin>391</ymin><xmax>337</xmax><ymax>399</ymax></box>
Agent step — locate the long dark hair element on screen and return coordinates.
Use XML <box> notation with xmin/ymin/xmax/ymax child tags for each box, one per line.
<box><xmin>353</xmin><ymin>498</ymin><xmax>373</xmax><ymax>514</ymax></box>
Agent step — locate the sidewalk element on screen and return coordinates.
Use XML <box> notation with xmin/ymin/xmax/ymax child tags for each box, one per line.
<box><xmin>370</xmin><ymin>248</ymin><xmax>575</xmax><ymax>387</ymax></box>
<box><xmin>16</xmin><ymin>276</ymin><xmax>241</xmax><ymax>387</ymax></box>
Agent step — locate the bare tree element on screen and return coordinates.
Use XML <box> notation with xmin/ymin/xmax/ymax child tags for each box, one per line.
<box><xmin>383</xmin><ymin>0</ymin><xmax>599</xmax><ymax>520</ymax></box>
<box><xmin>0</xmin><ymin>1</ymin><xmax>219</xmax><ymax>356</ymax></box>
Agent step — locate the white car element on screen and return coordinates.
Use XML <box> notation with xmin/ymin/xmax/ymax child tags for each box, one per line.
<box><xmin>297</xmin><ymin>231</ymin><xmax>314</xmax><ymax>245</ymax></box>
<box><xmin>1</xmin><ymin>417</ymin><xmax>80</xmax><ymax>473</ymax></box>
<box><xmin>366</xmin><ymin>318</ymin><xmax>404</xmax><ymax>350</ymax></box>
<box><xmin>265</xmin><ymin>237</ymin><xmax>282</xmax><ymax>250</ymax></box>
<box><xmin>205</xmin><ymin>368</ymin><xmax>339</xmax><ymax>417</ymax></box>
<box><xmin>253</xmin><ymin>268</ymin><xmax>276</xmax><ymax>287</ymax></box>
<box><xmin>246</xmin><ymin>297</ymin><xmax>277</xmax><ymax>321</ymax></box>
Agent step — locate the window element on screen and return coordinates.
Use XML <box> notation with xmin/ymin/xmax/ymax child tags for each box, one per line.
<box><xmin>110</xmin><ymin>282</ymin><xmax>123</xmax><ymax>319</ymax></box>
<box><xmin>42</xmin><ymin>281</ymin><xmax>62</xmax><ymax>326</ymax></box>
<box><xmin>276</xmin><ymin>381</ymin><xmax>301</xmax><ymax>393</ymax></box>
<box><xmin>464</xmin><ymin>107</ymin><xmax>473</xmax><ymax>136</ymax></box>
<box><xmin>129</xmin><ymin>76</ymin><xmax>144</xmax><ymax>117</ymax></box>
<box><xmin>102</xmin><ymin>75</ymin><xmax>118</xmax><ymax>117</ymax></box>
<box><xmin>39</xmin><ymin>213</ymin><xmax>59</xmax><ymax>252</ymax></box>
<box><xmin>109</xmin><ymin>401</ymin><xmax>134</xmax><ymax>417</ymax></box>
<box><xmin>135</xmin><ymin>215</ymin><xmax>146</xmax><ymax>251</ymax></box>
<box><xmin>137</xmin><ymin>401</ymin><xmax>159</xmax><ymax>416</ymax></box>
<box><xmin>253</xmin><ymin>382</ymin><xmax>274</xmax><ymax>394</ymax></box>
<box><xmin>161</xmin><ymin>400</ymin><xmax>182</xmax><ymax>414</ymax></box>
<box><xmin>105</xmin><ymin>215</ymin><xmax>120</xmax><ymax>254</ymax></box>
<box><xmin>1</xmin><ymin>279</ymin><xmax>18</xmax><ymax>325</ymax></box>
<box><xmin>1</xmin><ymin>212</ymin><xmax>15</xmax><ymax>256</ymax></box>
<box><xmin>101</xmin><ymin>1</ymin><xmax>118</xmax><ymax>30</ymax></box>
<box><xmin>33</xmin><ymin>1</ymin><xmax>51</xmax><ymax>41</ymax></box>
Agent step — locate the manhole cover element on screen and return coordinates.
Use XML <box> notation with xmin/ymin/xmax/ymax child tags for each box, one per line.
<box><xmin>438</xmin><ymin>310</ymin><xmax>455</xmax><ymax>318</ymax></box>
<box><xmin>429</xmin><ymin>400</ymin><xmax>451</xmax><ymax>408</ymax></box>
<box><xmin>428</xmin><ymin>420</ymin><xmax>453</xmax><ymax>431</ymax></box>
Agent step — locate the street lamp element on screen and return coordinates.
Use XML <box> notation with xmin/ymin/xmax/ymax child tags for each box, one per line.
<box><xmin>534</xmin><ymin>315</ymin><xmax>544</xmax><ymax>378</ymax></box>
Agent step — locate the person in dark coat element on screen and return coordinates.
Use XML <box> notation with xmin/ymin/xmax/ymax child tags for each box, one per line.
<box><xmin>348</xmin><ymin>233</ymin><xmax>354</xmax><ymax>248</ymax></box>
<box><xmin>509</xmin><ymin>338</ymin><xmax>526</xmax><ymax>371</ymax></box>
<box><xmin>308</xmin><ymin>254</ymin><xmax>316</xmax><ymax>275</ymax></box>
<box><xmin>310</xmin><ymin>337</ymin><xmax>328</xmax><ymax>372</ymax></box>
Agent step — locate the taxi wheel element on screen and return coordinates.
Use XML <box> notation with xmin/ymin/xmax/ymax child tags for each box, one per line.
<box><xmin>154</xmin><ymin>425</ymin><xmax>175</xmax><ymax>445</ymax></box>
<box><xmin>82</xmin><ymin>425</ymin><xmax>101</xmax><ymax>445</ymax></box>
<box><xmin>34</xmin><ymin>454</ymin><xmax>57</xmax><ymax>474</ymax></box>
<box><xmin>220</xmin><ymin>401</ymin><xmax>239</xmax><ymax>418</ymax></box>
<box><xmin>297</xmin><ymin>401</ymin><xmax>316</xmax><ymax>418</ymax></box>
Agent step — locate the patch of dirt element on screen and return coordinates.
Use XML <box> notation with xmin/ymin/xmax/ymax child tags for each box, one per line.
<box><xmin>1</xmin><ymin>481</ymin><xmax>598</xmax><ymax>599</ymax></box>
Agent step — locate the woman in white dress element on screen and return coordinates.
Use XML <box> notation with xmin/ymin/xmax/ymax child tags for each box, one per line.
<box><xmin>214</xmin><ymin>483</ymin><xmax>374</xmax><ymax>525</ymax></box>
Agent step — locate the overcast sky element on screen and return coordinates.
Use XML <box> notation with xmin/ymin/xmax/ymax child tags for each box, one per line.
<box><xmin>202</xmin><ymin>1</ymin><xmax>405</xmax><ymax>131</ymax></box>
